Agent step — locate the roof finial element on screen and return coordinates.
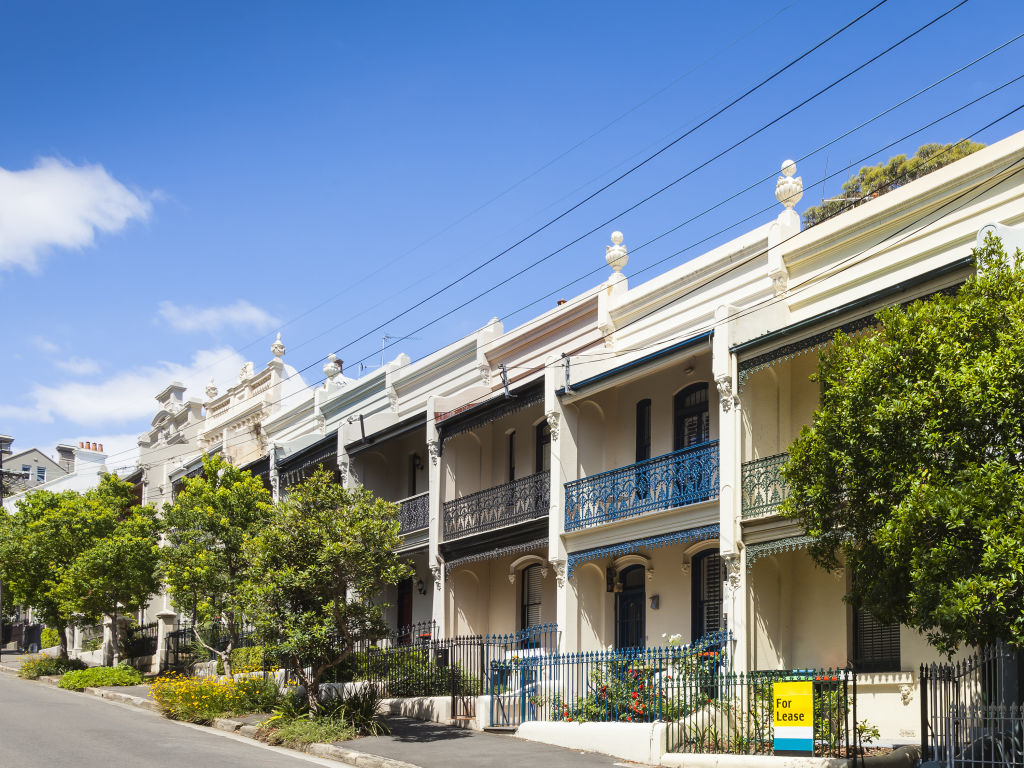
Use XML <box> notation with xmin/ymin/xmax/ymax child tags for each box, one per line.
<box><xmin>605</xmin><ymin>230</ymin><xmax>628</xmax><ymax>274</ymax></box>
<box><xmin>323</xmin><ymin>353</ymin><xmax>341</xmax><ymax>380</ymax></box>
<box><xmin>776</xmin><ymin>160</ymin><xmax>803</xmax><ymax>210</ymax></box>
<box><xmin>205</xmin><ymin>377</ymin><xmax>218</xmax><ymax>400</ymax></box>
<box><xmin>271</xmin><ymin>332</ymin><xmax>285</xmax><ymax>359</ymax></box>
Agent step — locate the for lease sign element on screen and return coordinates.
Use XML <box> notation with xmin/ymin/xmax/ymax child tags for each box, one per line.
<box><xmin>773</xmin><ymin>681</ymin><xmax>813</xmax><ymax>755</ymax></box>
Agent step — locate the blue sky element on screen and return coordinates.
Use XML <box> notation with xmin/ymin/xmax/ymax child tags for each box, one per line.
<box><xmin>2</xmin><ymin>0</ymin><xmax>1022</xmax><ymax>468</ymax></box>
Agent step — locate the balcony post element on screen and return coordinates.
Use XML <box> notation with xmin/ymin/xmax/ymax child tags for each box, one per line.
<box><xmin>714</xmin><ymin>303</ymin><xmax>747</xmax><ymax>674</ymax></box>
<box><xmin>426</xmin><ymin>395</ymin><xmax>446</xmax><ymax>637</ymax></box>
<box><xmin>546</xmin><ymin>355</ymin><xmax>575</xmax><ymax>653</ymax></box>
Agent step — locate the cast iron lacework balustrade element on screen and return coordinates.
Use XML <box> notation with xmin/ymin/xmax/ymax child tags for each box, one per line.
<box><xmin>443</xmin><ymin>471</ymin><xmax>549</xmax><ymax>541</ymax></box>
<box><xmin>741</xmin><ymin>452</ymin><xmax>790</xmax><ymax>518</ymax></box>
<box><xmin>564</xmin><ymin>441</ymin><xmax>719</xmax><ymax>532</ymax></box>
<box><xmin>397</xmin><ymin>491</ymin><xmax>429</xmax><ymax>535</ymax></box>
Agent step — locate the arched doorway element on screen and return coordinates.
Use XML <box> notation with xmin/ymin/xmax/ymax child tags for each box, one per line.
<box><xmin>691</xmin><ymin>549</ymin><xmax>722</xmax><ymax>641</ymax></box>
<box><xmin>615</xmin><ymin>565</ymin><xmax>646</xmax><ymax>649</ymax></box>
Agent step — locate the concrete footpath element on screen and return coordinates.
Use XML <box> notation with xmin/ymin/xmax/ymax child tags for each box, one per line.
<box><xmin>0</xmin><ymin>651</ymin><xmax>652</xmax><ymax>768</ymax></box>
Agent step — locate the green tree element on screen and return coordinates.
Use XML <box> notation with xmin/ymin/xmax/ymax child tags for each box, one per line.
<box><xmin>802</xmin><ymin>141</ymin><xmax>986</xmax><ymax>228</ymax></box>
<box><xmin>781</xmin><ymin>235</ymin><xmax>1024</xmax><ymax>653</ymax></box>
<box><xmin>0</xmin><ymin>475</ymin><xmax>137</xmax><ymax>658</ymax></box>
<box><xmin>161</xmin><ymin>453</ymin><xmax>273</xmax><ymax>676</ymax></box>
<box><xmin>56</xmin><ymin>504</ymin><xmax>162</xmax><ymax>665</ymax></box>
<box><xmin>242</xmin><ymin>467</ymin><xmax>411</xmax><ymax>712</ymax></box>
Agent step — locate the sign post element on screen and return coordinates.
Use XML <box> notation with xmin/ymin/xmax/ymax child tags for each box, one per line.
<box><xmin>773</xmin><ymin>680</ymin><xmax>814</xmax><ymax>756</ymax></box>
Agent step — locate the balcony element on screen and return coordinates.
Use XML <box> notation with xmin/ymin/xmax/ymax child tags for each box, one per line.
<box><xmin>443</xmin><ymin>471</ymin><xmax>549</xmax><ymax>541</ymax></box>
<box><xmin>398</xmin><ymin>491</ymin><xmax>429</xmax><ymax>535</ymax></box>
<box><xmin>741</xmin><ymin>452</ymin><xmax>789</xmax><ymax>519</ymax></box>
<box><xmin>564</xmin><ymin>440</ymin><xmax>719</xmax><ymax>532</ymax></box>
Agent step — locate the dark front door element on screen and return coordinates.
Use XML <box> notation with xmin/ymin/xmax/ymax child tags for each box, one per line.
<box><xmin>615</xmin><ymin>565</ymin><xmax>646</xmax><ymax>649</ymax></box>
<box><xmin>691</xmin><ymin>549</ymin><xmax>721</xmax><ymax>641</ymax></box>
<box><xmin>397</xmin><ymin>578</ymin><xmax>413</xmax><ymax>643</ymax></box>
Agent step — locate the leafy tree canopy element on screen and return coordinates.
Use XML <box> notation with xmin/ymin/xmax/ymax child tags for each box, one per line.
<box><xmin>802</xmin><ymin>141</ymin><xmax>985</xmax><ymax>228</ymax></box>
<box><xmin>243</xmin><ymin>467</ymin><xmax>411</xmax><ymax>710</ymax></box>
<box><xmin>782</xmin><ymin>236</ymin><xmax>1024</xmax><ymax>654</ymax></box>
<box><xmin>56</xmin><ymin>504</ymin><xmax>161</xmax><ymax>665</ymax></box>
<box><xmin>0</xmin><ymin>474</ymin><xmax>137</xmax><ymax>657</ymax></box>
<box><xmin>161</xmin><ymin>453</ymin><xmax>273</xmax><ymax>675</ymax></box>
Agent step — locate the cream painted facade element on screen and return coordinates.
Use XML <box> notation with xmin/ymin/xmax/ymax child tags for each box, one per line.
<box><xmin>133</xmin><ymin>130</ymin><xmax>1024</xmax><ymax>742</ymax></box>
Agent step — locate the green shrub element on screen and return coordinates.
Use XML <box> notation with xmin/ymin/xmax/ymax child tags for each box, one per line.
<box><xmin>150</xmin><ymin>672</ymin><xmax>280</xmax><ymax>724</ymax></box>
<box><xmin>40</xmin><ymin>627</ymin><xmax>62</xmax><ymax>649</ymax></box>
<box><xmin>215</xmin><ymin>645</ymin><xmax>265</xmax><ymax>675</ymax></box>
<box><xmin>18</xmin><ymin>654</ymin><xmax>87</xmax><ymax>680</ymax></box>
<box><xmin>58</xmin><ymin>664</ymin><xmax>144</xmax><ymax>691</ymax></box>
<box><xmin>321</xmin><ymin>684</ymin><xmax>390</xmax><ymax>736</ymax></box>
<box><xmin>330</xmin><ymin>647</ymin><xmax>478</xmax><ymax>697</ymax></box>
<box><xmin>81</xmin><ymin>637</ymin><xmax>102</xmax><ymax>652</ymax></box>
<box><xmin>260</xmin><ymin>715</ymin><xmax>355</xmax><ymax>747</ymax></box>
<box><xmin>260</xmin><ymin>685</ymin><xmax>387</xmax><ymax>746</ymax></box>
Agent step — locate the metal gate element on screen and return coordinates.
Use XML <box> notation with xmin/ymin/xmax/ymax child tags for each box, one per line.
<box><xmin>486</xmin><ymin>623</ymin><xmax>560</xmax><ymax>728</ymax></box>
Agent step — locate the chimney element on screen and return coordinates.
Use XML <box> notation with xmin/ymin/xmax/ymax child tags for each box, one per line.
<box><xmin>557</xmin><ymin>299</ymin><xmax>567</xmax><ymax>306</ymax></box>
<box><xmin>56</xmin><ymin>444</ymin><xmax>76</xmax><ymax>473</ymax></box>
<box><xmin>0</xmin><ymin>434</ymin><xmax>13</xmax><ymax>458</ymax></box>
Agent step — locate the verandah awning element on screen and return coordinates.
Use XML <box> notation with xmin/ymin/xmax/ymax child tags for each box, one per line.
<box><xmin>732</xmin><ymin>256</ymin><xmax>969</xmax><ymax>389</ymax></box>
<box><xmin>566</xmin><ymin>523</ymin><xmax>719</xmax><ymax>579</ymax></box>
<box><xmin>745</xmin><ymin>534</ymin><xmax>816</xmax><ymax>571</ymax></box>
<box><xmin>444</xmin><ymin>537</ymin><xmax>548</xmax><ymax>578</ymax></box>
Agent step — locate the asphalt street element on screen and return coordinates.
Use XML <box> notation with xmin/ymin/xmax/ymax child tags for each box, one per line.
<box><xmin>0</xmin><ymin>672</ymin><xmax>336</xmax><ymax>768</ymax></box>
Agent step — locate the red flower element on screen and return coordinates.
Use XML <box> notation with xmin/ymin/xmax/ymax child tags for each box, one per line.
<box><xmin>631</xmin><ymin>691</ymin><xmax>639</xmax><ymax>699</ymax></box>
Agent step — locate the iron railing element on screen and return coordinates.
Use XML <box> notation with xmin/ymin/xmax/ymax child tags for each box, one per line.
<box><xmin>565</xmin><ymin>441</ymin><xmax>719</xmax><ymax>532</ymax></box>
<box><xmin>124</xmin><ymin>621</ymin><xmax>158</xmax><ymax>659</ymax></box>
<box><xmin>398</xmin><ymin>492</ymin><xmax>429</xmax><ymax>535</ymax></box>
<box><xmin>741</xmin><ymin>452</ymin><xmax>789</xmax><ymax>518</ymax></box>
<box><xmin>79</xmin><ymin>623</ymin><xmax>104</xmax><ymax>652</ymax></box>
<box><xmin>443</xmin><ymin>471</ymin><xmax>549</xmax><ymax>541</ymax></box>
<box><xmin>667</xmin><ymin>666</ymin><xmax>855</xmax><ymax>757</ymax></box>
<box><xmin>162</xmin><ymin>622</ymin><xmax>259</xmax><ymax>672</ymax></box>
<box><xmin>489</xmin><ymin>630</ymin><xmax>727</xmax><ymax>729</ymax></box>
<box><xmin>921</xmin><ymin>644</ymin><xmax>1024</xmax><ymax>768</ymax></box>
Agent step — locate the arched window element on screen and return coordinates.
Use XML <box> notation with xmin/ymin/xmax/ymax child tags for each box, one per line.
<box><xmin>674</xmin><ymin>383</ymin><xmax>709</xmax><ymax>450</ymax></box>
<box><xmin>615</xmin><ymin>564</ymin><xmax>646</xmax><ymax>649</ymax></box>
<box><xmin>520</xmin><ymin>564</ymin><xmax>543</xmax><ymax>631</ymax></box>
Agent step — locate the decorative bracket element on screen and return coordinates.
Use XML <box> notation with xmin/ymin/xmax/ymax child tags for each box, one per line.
<box><xmin>715</xmin><ymin>374</ymin><xmax>740</xmax><ymax>413</ymax></box>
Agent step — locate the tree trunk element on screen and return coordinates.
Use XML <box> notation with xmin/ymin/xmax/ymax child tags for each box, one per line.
<box><xmin>109</xmin><ymin>611</ymin><xmax>120</xmax><ymax>667</ymax></box>
<box><xmin>222</xmin><ymin>638</ymin><xmax>234</xmax><ymax>679</ymax></box>
<box><xmin>306</xmin><ymin>675</ymin><xmax>320</xmax><ymax>715</ymax></box>
<box><xmin>57</xmin><ymin>621</ymin><xmax>69</xmax><ymax>659</ymax></box>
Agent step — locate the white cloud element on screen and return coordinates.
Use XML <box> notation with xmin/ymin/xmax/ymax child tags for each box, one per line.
<box><xmin>157</xmin><ymin>300</ymin><xmax>279</xmax><ymax>334</ymax></box>
<box><xmin>0</xmin><ymin>157</ymin><xmax>152</xmax><ymax>271</ymax></box>
<box><xmin>0</xmin><ymin>347</ymin><xmax>246</xmax><ymax>426</ymax></box>
<box><xmin>54</xmin><ymin>356</ymin><xmax>100</xmax><ymax>375</ymax></box>
<box><xmin>32</xmin><ymin>335</ymin><xmax>59</xmax><ymax>354</ymax></box>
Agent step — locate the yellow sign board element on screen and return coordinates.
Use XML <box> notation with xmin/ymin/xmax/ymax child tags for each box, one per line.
<box><xmin>773</xmin><ymin>681</ymin><xmax>814</xmax><ymax>754</ymax></box>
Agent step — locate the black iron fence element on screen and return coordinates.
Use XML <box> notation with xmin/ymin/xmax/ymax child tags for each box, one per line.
<box><xmin>666</xmin><ymin>667</ymin><xmax>855</xmax><ymax>757</ymax></box>
<box><xmin>124</xmin><ymin>621</ymin><xmax>158</xmax><ymax>660</ymax></box>
<box><xmin>162</xmin><ymin>622</ymin><xmax>259</xmax><ymax>672</ymax></box>
<box><xmin>79</xmin><ymin>623</ymin><xmax>103</xmax><ymax>652</ymax></box>
<box><xmin>922</xmin><ymin>645</ymin><xmax>1024</xmax><ymax>768</ymax></box>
